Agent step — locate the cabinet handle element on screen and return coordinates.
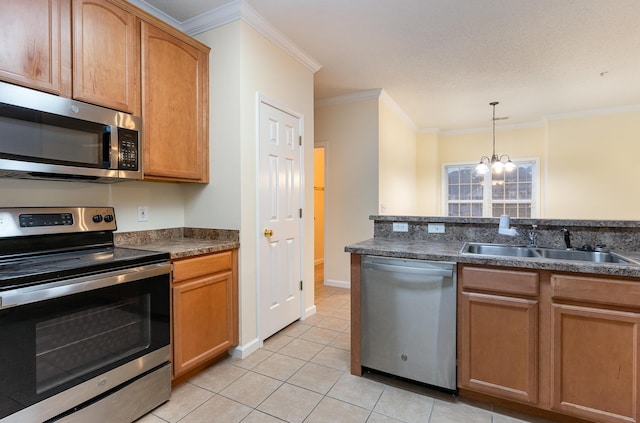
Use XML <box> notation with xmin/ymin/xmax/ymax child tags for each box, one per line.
<box><xmin>264</xmin><ymin>228</ymin><xmax>274</xmax><ymax>237</ymax></box>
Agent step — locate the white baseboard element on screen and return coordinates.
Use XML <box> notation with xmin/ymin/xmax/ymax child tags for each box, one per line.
<box><xmin>228</xmin><ymin>337</ymin><xmax>262</xmax><ymax>359</ymax></box>
<box><xmin>303</xmin><ymin>304</ymin><xmax>317</xmax><ymax>320</ymax></box>
<box><xmin>314</xmin><ymin>258</ymin><xmax>324</xmax><ymax>266</ymax></box>
<box><xmin>325</xmin><ymin>279</ymin><xmax>350</xmax><ymax>289</ymax></box>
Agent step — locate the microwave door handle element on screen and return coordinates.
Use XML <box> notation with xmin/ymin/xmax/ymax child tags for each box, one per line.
<box><xmin>103</xmin><ymin>125</ymin><xmax>118</xmax><ymax>169</ymax></box>
<box><xmin>102</xmin><ymin>126</ymin><xmax>112</xmax><ymax>169</ymax></box>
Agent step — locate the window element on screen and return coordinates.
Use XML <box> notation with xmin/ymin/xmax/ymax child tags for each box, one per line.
<box><xmin>444</xmin><ymin>159</ymin><xmax>538</xmax><ymax>218</ymax></box>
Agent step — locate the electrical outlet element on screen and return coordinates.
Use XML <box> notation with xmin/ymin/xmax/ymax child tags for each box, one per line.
<box><xmin>428</xmin><ymin>223</ymin><xmax>445</xmax><ymax>233</ymax></box>
<box><xmin>137</xmin><ymin>205</ymin><xmax>149</xmax><ymax>222</ymax></box>
<box><xmin>392</xmin><ymin>222</ymin><xmax>409</xmax><ymax>232</ymax></box>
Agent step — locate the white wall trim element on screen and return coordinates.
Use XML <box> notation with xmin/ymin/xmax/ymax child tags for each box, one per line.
<box><xmin>440</xmin><ymin>120</ymin><xmax>546</xmax><ymax>136</ymax></box>
<box><xmin>238</xmin><ymin>2</ymin><xmax>322</xmax><ymax>73</ymax></box>
<box><xmin>379</xmin><ymin>89</ymin><xmax>417</xmax><ymax>132</ymax></box>
<box><xmin>127</xmin><ymin>0</ymin><xmax>183</xmax><ymax>29</ymax></box>
<box><xmin>181</xmin><ymin>0</ymin><xmax>243</xmax><ymax>35</ymax></box>
<box><xmin>315</xmin><ymin>89</ymin><xmax>383</xmax><ymax>108</ymax></box>
<box><xmin>325</xmin><ymin>279</ymin><xmax>350</xmax><ymax>289</ymax></box>
<box><xmin>303</xmin><ymin>305</ymin><xmax>317</xmax><ymax>320</ymax></box>
<box><xmin>132</xmin><ymin>0</ymin><xmax>322</xmax><ymax>73</ymax></box>
<box><xmin>228</xmin><ymin>337</ymin><xmax>262</xmax><ymax>359</ymax></box>
<box><xmin>544</xmin><ymin>103</ymin><xmax>640</xmax><ymax>121</ymax></box>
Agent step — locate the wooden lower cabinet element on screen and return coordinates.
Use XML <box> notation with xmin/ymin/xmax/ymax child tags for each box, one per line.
<box><xmin>551</xmin><ymin>275</ymin><xmax>640</xmax><ymax>423</ymax></box>
<box><xmin>459</xmin><ymin>265</ymin><xmax>640</xmax><ymax>423</ymax></box>
<box><xmin>458</xmin><ymin>266</ymin><xmax>539</xmax><ymax>404</ymax></box>
<box><xmin>171</xmin><ymin>250</ymin><xmax>238</xmax><ymax>379</ymax></box>
<box><xmin>459</xmin><ymin>292</ymin><xmax>539</xmax><ymax>403</ymax></box>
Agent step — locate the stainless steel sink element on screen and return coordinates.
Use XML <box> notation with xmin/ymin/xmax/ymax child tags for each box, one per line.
<box><xmin>461</xmin><ymin>242</ymin><xmax>638</xmax><ymax>265</ymax></box>
<box><xmin>463</xmin><ymin>243</ymin><xmax>539</xmax><ymax>258</ymax></box>
<box><xmin>536</xmin><ymin>248</ymin><xmax>631</xmax><ymax>264</ymax></box>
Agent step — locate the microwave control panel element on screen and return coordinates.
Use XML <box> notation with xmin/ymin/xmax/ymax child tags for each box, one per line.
<box><xmin>118</xmin><ymin>128</ymin><xmax>139</xmax><ymax>171</ymax></box>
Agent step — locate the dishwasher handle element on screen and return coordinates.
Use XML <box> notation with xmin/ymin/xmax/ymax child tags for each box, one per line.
<box><xmin>363</xmin><ymin>261</ymin><xmax>454</xmax><ymax>278</ymax></box>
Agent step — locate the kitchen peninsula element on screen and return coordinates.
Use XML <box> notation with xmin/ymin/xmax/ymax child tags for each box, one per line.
<box><xmin>346</xmin><ymin>215</ymin><xmax>640</xmax><ymax>423</ymax></box>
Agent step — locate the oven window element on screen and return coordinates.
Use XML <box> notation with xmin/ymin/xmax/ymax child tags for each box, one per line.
<box><xmin>35</xmin><ymin>294</ymin><xmax>151</xmax><ymax>394</ymax></box>
<box><xmin>0</xmin><ymin>274</ymin><xmax>169</xmax><ymax>420</ymax></box>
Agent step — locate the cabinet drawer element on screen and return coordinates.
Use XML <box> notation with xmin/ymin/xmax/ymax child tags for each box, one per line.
<box><xmin>173</xmin><ymin>251</ymin><xmax>232</xmax><ymax>282</ymax></box>
<box><xmin>551</xmin><ymin>274</ymin><xmax>640</xmax><ymax>308</ymax></box>
<box><xmin>461</xmin><ymin>266</ymin><xmax>539</xmax><ymax>296</ymax></box>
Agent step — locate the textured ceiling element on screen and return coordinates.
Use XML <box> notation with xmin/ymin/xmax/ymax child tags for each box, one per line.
<box><xmin>141</xmin><ymin>0</ymin><xmax>640</xmax><ymax>131</ymax></box>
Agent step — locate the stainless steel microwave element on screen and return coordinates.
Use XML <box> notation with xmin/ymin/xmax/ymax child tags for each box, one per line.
<box><xmin>0</xmin><ymin>81</ymin><xmax>142</xmax><ymax>182</ymax></box>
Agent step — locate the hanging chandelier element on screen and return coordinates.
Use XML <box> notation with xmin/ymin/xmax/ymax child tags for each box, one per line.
<box><xmin>475</xmin><ymin>101</ymin><xmax>516</xmax><ymax>174</ymax></box>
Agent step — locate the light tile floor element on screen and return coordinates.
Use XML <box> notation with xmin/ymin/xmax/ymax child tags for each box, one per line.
<box><xmin>138</xmin><ymin>285</ymin><xmax>553</xmax><ymax>423</ymax></box>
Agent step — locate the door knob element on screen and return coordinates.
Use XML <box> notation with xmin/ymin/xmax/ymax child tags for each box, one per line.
<box><xmin>264</xmin><ymin>228</ymin><xmax>274</xmax><ymax>237</ymax></box>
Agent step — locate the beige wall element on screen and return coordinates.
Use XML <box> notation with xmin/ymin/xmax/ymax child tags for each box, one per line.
<box><xmin>315</xmin><ymin>97</ymin><xmax>379</xmax><ymax>286</ymax></box>
<box><xmin>545</xmin><ymin>110</ymin><xmax>640</xmax><ymax>219</ymax></box>
<box><xmin>192</xmin><ymin>21</ymin><xmax>315</xmax><ymax>353</ymax></box>
<box><xmin>0</xmin><ymin>178</ymin><xmax>185</xmax><ymax>232</ymax></box>
<box><xmin>416</xmin><ymin>132</ymin><xmax>439</xmax><ymax>215</ymax></box>
<box><xmin>378</xmin><ymin>96</ymin><xmax>417</xmax><ymax>215</ymax></box>
<box><xmin>437</xmin><ymin>125</ymin><xmax>546</xmax><ymax>215</ymax></box>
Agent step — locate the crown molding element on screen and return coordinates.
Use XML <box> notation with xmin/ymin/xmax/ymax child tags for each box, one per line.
<box><xmin>181</xmin><ymin>1</ymin><xmax>243</xmax><ymax>35</ymax></box>
<box><xmin>126</xmin><ymin>0</ymin><xmax>183</xmax><ymax>29</ymax></box>
<box><xmin>131</xmin><ymin>0</ymin><xmax>321</xmax><ymax>73</ymax></box>
<box><xmin>379</xmin><ymin>90</ymin><xmax>417</xmax><ymax>132</ymax></box>
<box><xmin>315</xmin><ymin>89</ymin><xmax>383</xmax><ymax>108</ymax></box>
<box><xmin>543</xmin><ymin>103</ymin><xmax>640</xmax><ymax>121</ymax></box>
<box><xmin>440</xmin><ymin>120</ymin><xmax>545</xmax><ymax>136</ymax></box>
<box><xmin>238</xmin><ymin>2</ymin><xmax>322</xmax><ymax>73</ymax></box>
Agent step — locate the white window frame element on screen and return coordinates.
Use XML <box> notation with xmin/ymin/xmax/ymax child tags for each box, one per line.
<box><xmin>441</xmin><ymin>158</ymin><xmax>540</xmax><ymax>218</ymax></box>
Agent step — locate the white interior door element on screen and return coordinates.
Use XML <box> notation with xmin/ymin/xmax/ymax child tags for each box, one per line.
<box><xmin>258</xmin><ymin>99</ymin><xmax>302</xmax><ymax>340</ymax></box>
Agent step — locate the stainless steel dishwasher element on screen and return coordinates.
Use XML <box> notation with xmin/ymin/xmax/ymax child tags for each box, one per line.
<box><xmin>360</xmin><ymin>255</ymin><xmax>457</xmax><ymax>391</ymax></box>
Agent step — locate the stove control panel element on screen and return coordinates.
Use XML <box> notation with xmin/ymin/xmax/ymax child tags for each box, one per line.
<box><xmin>20</xmin><ymin>213</ymin><xmax>74</xmax><ymax>227</ymax></box>
<box><xmin>0</xmin><ymin>207</ymin><xmax>117</xmax><ymax>237</ymax></box>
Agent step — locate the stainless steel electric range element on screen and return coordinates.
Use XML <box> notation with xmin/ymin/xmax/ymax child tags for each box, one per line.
<box><xmin>0</xmin><ymin>207</ymin><xmax>171</xmax><ymax>423</ymax></box>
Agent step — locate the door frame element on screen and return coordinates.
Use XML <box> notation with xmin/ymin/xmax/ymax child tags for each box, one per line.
<box><xmin>314</xmin><ymin>141</ymin><xmax>328</xmax><ymax>285</ymax></box>
<box><xmin>255</xmin><ymin>93</ymin><xmax>305</xmax><ymax>342</ymax></box>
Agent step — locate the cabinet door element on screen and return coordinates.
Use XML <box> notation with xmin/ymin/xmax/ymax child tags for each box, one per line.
<box><xmin>72</xmin><ymin>0</ymin><xmax>140</xmax><ymax>114</ymax></box>
<box><xmin>0</xmin><ymin>0</ymin><xmax>71</xmax><ymax>96</ymax></box>
<box><xmin>141</xmin><ymin>22</ymin><xmax>208</xmax><ymax>182</ymax></box>
<box><xmin>551</xmin><ymin>304</ymin><xmax>640</xmax><ymax>423</ymax></box>
<box><xmin>172</xmin><ymin>271</ymin><xmax>233</xmax><ymax>377</ymax></box>
<box><xmin>459</xmin><ymin>291</ymin><xmax>539</xmax><ymax>404</ymax></box>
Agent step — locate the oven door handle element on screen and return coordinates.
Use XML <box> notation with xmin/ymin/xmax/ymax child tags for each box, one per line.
<box><xmin>0</xmin><ymin>262</ymin><xmax>170</xmax><ymax>309</ymax></box>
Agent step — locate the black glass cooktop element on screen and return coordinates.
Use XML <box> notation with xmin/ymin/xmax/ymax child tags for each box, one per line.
<box><xmin>0</xmin><ymin>246</ymin><xmax>169</xmax><ymax>291</ymax></box>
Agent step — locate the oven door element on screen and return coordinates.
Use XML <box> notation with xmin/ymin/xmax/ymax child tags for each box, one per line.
<box><xmin>0</xmin><ymin>262</ymin><xmax>170</xmax><ymax>422</ymax></box>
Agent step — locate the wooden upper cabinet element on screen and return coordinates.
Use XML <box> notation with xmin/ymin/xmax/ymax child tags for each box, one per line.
<box><xmin>72</xmin><ymin>0</ymin><xmax>140</xmax><ymax>114</ymax></box>
<box><xmin>0</xmin><ymin>0</ymin><xmax>72</xmax><ymax>96</ymax></box>
<box><xmin>141</xmin><ymin>22</ymin><xmax>209</xmax><ymax>183</ymax></box>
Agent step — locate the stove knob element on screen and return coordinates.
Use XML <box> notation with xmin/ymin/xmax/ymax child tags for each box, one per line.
<box><xmin>103</xmin><ymin>214</ymin><xmax>114</xmax><ymax>223</ymax></box>
<box><xmin>92</xmin><ymin>214</ymin><xmax>103</xmax><ymax>223</ymax></box>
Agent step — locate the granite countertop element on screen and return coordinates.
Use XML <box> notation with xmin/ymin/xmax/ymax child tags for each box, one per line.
<box><xmin>115</xmin><ymin>227</ymin><xmax>239</xmax><ymax>260</ymax></box>
<box><xmin>124</xmin><ymin>238</ymin><xmax>239</xmax><ymax>260</ymax></box>
<box><xmin>345</xmin><ymin>238</ymin><xmax>640</xmax><ymax>278</ymax></box>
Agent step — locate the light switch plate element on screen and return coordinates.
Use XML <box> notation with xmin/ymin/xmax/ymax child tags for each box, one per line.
<box><xmin>392</xmin><ymin>222</ymin><xmax>409</xmax><ymax>232</ymax></box>
<box><xmin>137</xmin><ymin>205</ymin><xmax>149</xmax><ymax>222</ymax></box>
<box><xmin>428</xmin><ymin>223</ymin><xmax>445</xmax><ymax>233</ymax></box>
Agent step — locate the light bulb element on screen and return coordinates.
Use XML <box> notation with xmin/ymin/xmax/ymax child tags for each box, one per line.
<box><xmin>475</xmin><ymin>163</ymin><xmax>489</xmax><ymax>174</ymax></box>
<box><xmin>491</xmin><ymin>161</ymin><xmax>504</xmax><ymax>173</ymax></box>
<box><xmin>504</xmin><ymin>160</ymin><xmax>516</xmax><ymax>171</ymax></box>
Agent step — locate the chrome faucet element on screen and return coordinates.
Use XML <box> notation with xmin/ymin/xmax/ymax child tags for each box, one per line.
<box><xmin>561</xmin><ymin>228</ymin><xmax>572</xmax><ymax>249</ymax></box>
<box><xmin>527</xmin><ymin>224</ymin><xmax>538</xmax><ymax>247</ymax></box>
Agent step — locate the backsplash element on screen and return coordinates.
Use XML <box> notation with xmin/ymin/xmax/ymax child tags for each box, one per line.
<box><xmin>114</xmin><ymin>227</ymin><xmax>239</xmax><ymax>245</ymax></box>
<box><xmin>372</xmin><ymin>216</ymin><xmax>640</xmax><ymax>252</ymax></box>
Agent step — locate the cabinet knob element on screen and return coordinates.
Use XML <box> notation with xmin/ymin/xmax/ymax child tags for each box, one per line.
<box><xmin>264</xmin><ymin>228</ymin><xmax>274</xmax><ymax>237</ymax></box>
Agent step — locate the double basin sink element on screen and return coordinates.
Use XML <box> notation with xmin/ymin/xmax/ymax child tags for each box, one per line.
<box><xmin>461</xmin><ymin>242</ymin><xmax>638</xmax><ymax>265</ymax></box>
